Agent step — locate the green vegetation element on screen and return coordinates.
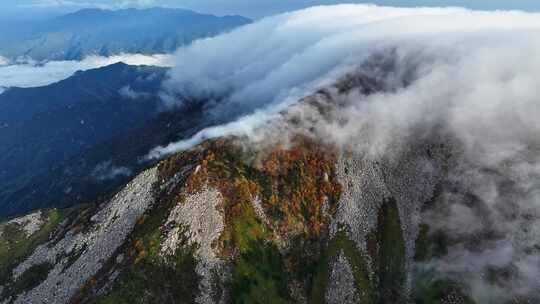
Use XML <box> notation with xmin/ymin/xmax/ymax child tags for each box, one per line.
<box><xmin>225</xmin><ymin>197</ymin><xmax>267</xmax><ymax>254</ymax></box>
<box><xmin>413</xmin><ymin>213</ymin><xmax>474</xmax><ymax>303</ymax></box>
<box><xmin>414</xmin><ymin>223</ymin><xmax>451</xmax><ymax>263</ymax></box>
<box><xmin>172</xmin><ymin>138</ymin><xmax>341</xmax><ymax>239</ymax></box>
<box><xmin>3</xmin><ymin>262</ymin><xmax>53</xmax><ymax>297</ymax></box>
<box><xmin>252</xmin><ymin>142</ymin><xmax>342</xmax><ymax>237</ymax></box>
<box><xmin>310</xmin><ymin>230</ymin><xmax>375</xmax><ymax>304</ymax></box>
<box><xmin>94</xmin><ymin>194</ymin><xmax>199</xmax><ymax>304</ymax></box>
<box><xmin>178</xmin><ymin>140</ymin><xmax>302</xmax><ymax>303</ymax></box>
<box><xmin>0</xmin><ymin>209</ymin><xmax>63</xmax><ymax>286</ymax></box>
<box><xmin>159</xmin><ymin>138</ymin><xmax>344</xmax><ymax>303</ymax></box>
<box><xmin>96</xmin><ymin>249</ymin><xmax>198</xmax><ymax>304</ymax></box>
<box><xmin>414</xmin><ymin>272</ymin><xmax>475</xmax><ymax>304</ymax></box>
<box><xmin>376</xmin><ymin>198</ymin><xmax>406</xmax><ymax>304</ymax></box>
<box><xmin>222</xmin><ymin>186</ymin><xmax>290</xmax><ymax>303</ymax></box>
<box><xmin>230</xmin><ymin>239</ymin><xmax>291</xmax><ymax>304</ymax></box>
<box><xmin>159</xmin><ymin>140</ymin><xmax>411</xmax><ymax>304</ymax></box>
<box><xmin>414</xmin><ymin>224</ymin><xmax>431</xmax><ymax>262</ymax></box>
<box><xmin>218</xmin><ymin>175</ymin><xmax>290</xmax><ymax>303</ymax></box>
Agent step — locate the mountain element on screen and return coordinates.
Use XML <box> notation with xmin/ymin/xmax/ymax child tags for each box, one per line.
<box><xmin>0</xmin><ymin>8</ymin><xmax>251</xmax><ymax>61</ymax></box>
<box><xmin>0</xmin><ymin>99</ymin><xmax>219</xmax><ymax>217</ymax></box>
<box><xmin>0</xmin><ymin>63</ymin><xmax>168</xmax><ymax>216</ymax></box>
<box><xmin>0</xmin><ymin>71</ymin><xmax>536</xmax><ymax>304</ymax></box>
<box><xmin>0</xmin><ymin>135</ymin><xmax>441</xmax><ymax>304</ymax></box>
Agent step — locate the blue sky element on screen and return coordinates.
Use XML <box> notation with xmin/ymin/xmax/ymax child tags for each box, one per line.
<box><xmin>3</xmin><ymin>0</ymin><xmax>540</xmax><ymax>18</ymax></box>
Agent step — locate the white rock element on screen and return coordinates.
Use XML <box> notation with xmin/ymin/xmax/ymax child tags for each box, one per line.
<box><xmin>4</xmin><ymin>210</ymin><xmax>45</xmax><ymax>237</ymax></box>
<box><xmin>11</xmin><ymin>167</ymin><xmax>158</xmax><ymax>304</ymax></box>
<box><xmin>325</xmin><ymin>251</ymin><xmax>359</xmax><ymax>304</ymax></box>
<box><xmin>160</xmin><ymin>184</ymin><xmax>226</xmax><ymax>304</ymax></box>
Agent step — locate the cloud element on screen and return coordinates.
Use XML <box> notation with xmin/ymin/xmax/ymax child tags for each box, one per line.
<box><xmin>0</xmin><ymin>56</ymin><xmax>9</xmax><ymax>66</ymax></box>
<box><xmin>91</xmin><ymin>161</ymin><xmax>132</xmax><ymax>181</ymax></box>
<box><xmin>119</xmin><ymin>85</ymin><xmax>150</xmax><ymax>100</ymax></box>
<box><xmin>157</xmin><ymin>4</ymin><xmax>540</xmax><ymax>157</ymax></box>
<box><xmin>150</xmin><ymin>4</ymin><xmax>540</xmax><ymax>301</ymax></box>
<box><xmin>0</xmin><ymin>53</ymin><xmax>172</xmax><ymax>88</ymax></box>
<box><xmin>147</xmin><ymin>107</ymin><xmax>282</xmax><ymax>159</ymax></box>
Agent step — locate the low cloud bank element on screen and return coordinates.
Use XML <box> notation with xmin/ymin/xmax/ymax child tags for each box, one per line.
<box><xmin>91</xmin><ymin>161</ymin><xmax>132</xmax><ymax>181</ymax></box>
<box><xmin>0</xmin><ymin>53</ymin><xmax>172</xmax><ymax>89</ymax></box>
<box><xmin>154</xmin><ymin>4</ymin><xmax>540</xmax><ymax>158</ymax></box>
<box><xmin>151</xmin><ymin>4</ymin><xmax>540</xmax><ymax>301</ymax></box>
<box><xmin>119</xmin><ymin>85</ymin><xmax>151</xmax><ymax>100</ymax></box>
<box><xmin>0</xmin><ymin>56</ymin><xmax>9</xmax><ymax>66</ymax></box>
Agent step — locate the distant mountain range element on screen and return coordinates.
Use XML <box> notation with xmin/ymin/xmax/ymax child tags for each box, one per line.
<box><xmin>0</xmin><ymin>7</ymin><xmax>252</xmax><ymax>215</ymax></box>
<box><xmin>0</xmin><ymin>63</ymin><xmax>167</xmax><ymax>215</ymax></box>
<box><xmin>0</xmin><ymin>62</ymin><xmax>228</xmax><ymax>217</ymax></box>
<box><xmin>0</xmin><ymin>8</ymin><xmax>251</xmax><ymax>61</ymax></box>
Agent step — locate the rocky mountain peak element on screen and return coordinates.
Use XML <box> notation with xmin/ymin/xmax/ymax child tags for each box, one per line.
<box><xmin>0</xmin><ymin>67</ymin><xmax>537</xmax><ymax>304</ymax></box>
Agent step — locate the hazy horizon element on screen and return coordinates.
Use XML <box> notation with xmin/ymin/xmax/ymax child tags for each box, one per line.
<box><xmin>2</xmin><ymin>0</ymin><xmax>540</xmax><ymax>19</ymax></box>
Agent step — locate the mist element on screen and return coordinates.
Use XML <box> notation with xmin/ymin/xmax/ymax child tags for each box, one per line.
<box><xmin>148</xmin><ymin>4</ymin><xmax>540</xmax><ymax>301</ymax></box>
<box><xmin>0</xmin><ymin>56</ymin><xmax>8</xmax><ymax>66</ymax></box>
<box><xmin>153</xmin><ymin>4</ymin><xmax>540</xmax><ymax>159</ymax></box>
<box><xmin>0</xmin><ymin>53</ymin><xmax>172</xmax><ymax>89</ymax></box>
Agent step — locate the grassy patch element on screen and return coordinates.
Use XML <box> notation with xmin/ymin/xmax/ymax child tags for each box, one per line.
<box><xmin>77</xmin><ymin>166</ymin><xmax>198</xmax><ymax>303</ymax></box>
<box><xmin>253</xmin><ymin>140</ymin><xmax>341</xmax><ymax>237</ymax></box>
<box><xmin>92</xmin><ymin>210</ymin><xmax>198</xmax><ymax>304</ymax></box>
<box><xmin>230</xmin><ymin>239</ymin><xmax>291</xmax><ymax>304</ymax></box>
<box><xmin>97</xmin><ymin>137</ymin><xmax>343</xmax><ymax>303</ymax></box>
<box><xmin>226</xmin><ymin>201</ymin><xmax>267</xmax><ymax>254</ymax></box>
<box><xmin>0</xmin><ymin>209</ymin><xmax>64</xmax><ymax>285</ymax></box>
<box><xmin>414</xmin><ymin>224</ymin><xmax>451</xmax><ymax>263</ymax></box>
<box><xmin>310</xmin><ymin>230</ymin><xmax>375</xmax><ymax>304</ymax></box>
<box><xmin>96</xmin><ymin>247</ymin><xmax>198</xmax><ymax>304</ymax></box>
<box><xmin>181</xmin><ymin>138</ymin><xmax>342</xmax><ymax>240</ymax></box>
<box><xmin>413</xmin><ymin>271</ymin><xmax>475</xmax><ymax>304</ymax></box>
<box><xmin>414</xmin><ymin>224</ymin><xmax>430</xmax><ymax>262</ymax></box>
<box><xmin>157</xmin><ymin>138</ymin><xmax>344</xmax><ymax>304</ymax></box>
<box><xmin>376</xmin><ymin>198</ymin><xmax>407</xmax><ymax>304</ymax></box>
<box><xmin>94</xmin><ymin>192</ymin><xmax>198</xmax><ymax>303</ymax></box>
<box><xmin>3</xmin><ymin>262</ymin><xmax>53</xmax><ymax>298</ymax></box>
<box><xmin>218</xmin><ymin>176</ymin><xmax>291</xmax><ymax>303</ymax></box>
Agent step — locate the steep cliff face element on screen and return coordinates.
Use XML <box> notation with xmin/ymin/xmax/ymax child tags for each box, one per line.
<box><xmin>0</xmin><ymin>67</ymin><xmax>538</xmax><ymax>303</ymax></box>
<box><xmin>0</xmin><ymin>132</ymin><xmax>491</xmax><ymax>304</ymax></box>
<box><xmin>0</xmin><ymin>97</ymin><xmax>537</xmax><ymax>303</ymax></box>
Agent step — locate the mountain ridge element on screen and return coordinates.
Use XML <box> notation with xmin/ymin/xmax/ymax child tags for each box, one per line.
<box><xmin>0</xmin><ymin>8</ymin><xmax>251</xmax><ymax>61</ymax></box>
<box><xmin>0</xmin><ymin>62</ymin><xmax>169</xmax><ymax>216</ymax></box>
<box><xmin>0</xmin><ymin>132</ymin><xmax>477</xmax><ymax>303</ymax></box>
<box><xmin>0</xmin><ymin>67</ymin><xmax>535</xmax><ymax>303</ymax></box>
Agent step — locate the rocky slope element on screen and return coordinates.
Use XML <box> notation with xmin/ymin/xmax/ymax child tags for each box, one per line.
<box><xmin>0</xmin><ymin>132</ymin><xmax>529</xmax><ymax>303</ymax></box>
<box><xmin>0</xmin><ymin>63</ymin><xmax>167</xmax><ymax>216</ymax></box>
<box><xmin>0</xmin><ymin>70</ymin><xmax>538</xmax><ymax>304</ymax></box>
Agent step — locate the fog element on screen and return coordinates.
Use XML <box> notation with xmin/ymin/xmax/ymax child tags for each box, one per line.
<box><xmin>0</xmin><ymin>56</ymin><xmax>8</xmax><ymax>66</ymax></box>
<box><xmin>148</xmin><ymin>5</ymin><xmax>540</xmax><ymax>301</ymax></box>
<box><xmin>0</xmin><ymin>53</ymin><xmax>172</xmax><ymax>89</ymax></box>
<box><xmin>154</xmin><ymin>4</ymin><xmax>540</xmax><ymax>159</ymax></box>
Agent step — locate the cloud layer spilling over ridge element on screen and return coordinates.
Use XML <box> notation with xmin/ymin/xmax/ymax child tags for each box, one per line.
<box><xmin>0</xmin><ymin>53</ymin><xmax>172</xmax><ymax>89</ymax></box>
<box><xmin>154</xmin><ymin>4</ymin><xmax>540</xmax><ymax>158</ymax></box>
<box><xmin>150</xmin><ymin>5</ymin><xmax>540</xmax><ymax>301</ymax></box>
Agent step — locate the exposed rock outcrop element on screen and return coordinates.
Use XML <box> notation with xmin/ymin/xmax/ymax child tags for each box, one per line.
<box><xmin>161</xmin><ymin>185</ymin><xmax>226</xmax><ymax>304</ymax></box>
<box><xmin>325</xmin><ymin>251</ymin><xmax>359</xmax><ymax>304</ymax></box>
<box><xmin>3</xmin><ymin>211</ymin><xmax>44</xmax><ymax>237</ymax></box>
<box><xmin>9</xmin><ymin>168</ymin><xmax>158</xmax><ymax>304</ymax></box>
